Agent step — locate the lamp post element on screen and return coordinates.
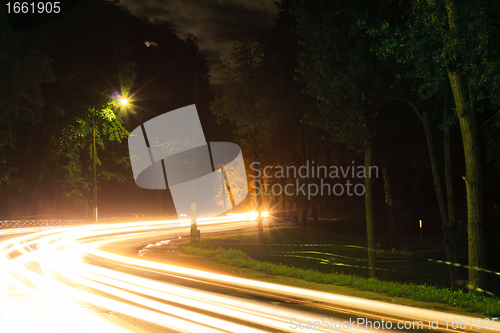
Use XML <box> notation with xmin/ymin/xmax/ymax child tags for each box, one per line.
<box><xmin>144</xmin><ymin>41</ymin><xmax>199</xmax><ymax>241</ymax></box>
<box><xmin>93</xmin><ymin>112</ymin><xmax>97</xmax><ymax>223</ymax></box>
<box><xmin>92</xmin><ymin>99</ymin><xmax>128</xmax><ymax>223</ymax></box>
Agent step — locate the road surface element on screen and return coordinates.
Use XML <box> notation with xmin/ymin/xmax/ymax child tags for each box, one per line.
<box><xmin>1</xmin><ymin>214</ymin><xmax>496</xmax><ymax>332</ymax></box>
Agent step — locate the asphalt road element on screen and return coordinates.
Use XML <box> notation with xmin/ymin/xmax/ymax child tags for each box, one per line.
<box><xmin>1</xmin><ymin>217</ymin><xmax>262</xmax><ymax>333</ymax></box>
<box><xmin>1</xmin><ymin>217</ymin><xmax>494</xmax><ymax>333</ymax></box>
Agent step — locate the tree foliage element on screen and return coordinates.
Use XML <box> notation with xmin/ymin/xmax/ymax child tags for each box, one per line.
<box><xmin>0</xmin><ymin>0</ymin><xmax>211</xmax><ymax>218</ymax></box>
<box><xmin>60</xmin><ymin>101</ymin><xmax>130</xmax><ymax>208</ymax></box>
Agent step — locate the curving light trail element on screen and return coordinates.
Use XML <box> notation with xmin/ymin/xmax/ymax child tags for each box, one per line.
<box><xmin>0</xmin><ymin>214</ymin><xmax>496</xmax><ymax>333</ymax></box>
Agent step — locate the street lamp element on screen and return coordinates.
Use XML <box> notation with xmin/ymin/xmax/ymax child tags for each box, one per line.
<box><xmin>144</xmin><ymin>41</ymin><xmax>199</xmax><ymax>241</ymax></box>
<box><xmin>92</xmin><ymin>98</ymin><xmax>128</xmax><ymax>223</ymax></box>
<box><xmin>93</xmin><ymin>111</ymin><xmax>97</xmax><ymax>223</ymax></box>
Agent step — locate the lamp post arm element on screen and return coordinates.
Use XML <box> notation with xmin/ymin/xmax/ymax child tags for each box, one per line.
<box><xmin>145</xmin><ymin>41</ymin><xmax>196</xmax><ymax>62</ymax></box>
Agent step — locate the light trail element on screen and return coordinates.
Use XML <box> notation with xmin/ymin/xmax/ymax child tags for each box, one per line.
<box><xmin>58</xmin><ymin>262</ymin><xmax>349</xmax><ymax>333</ymax></box>
<box><xmin>89</xmin><ymin>249</ymin><xmax>498</xmax><ymax>333</ymax></box>
<box><xmin>0</xmin><ymin>214</ymin><xmax>495</xmax><ymax>333</ymax></box>
<box><xmin>1</xmin><ymin>214</ymin><xmax>263</xmax><ymax>333</ymax></box>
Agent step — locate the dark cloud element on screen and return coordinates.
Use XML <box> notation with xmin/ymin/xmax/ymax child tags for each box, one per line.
<box><xmin>120</xmin><ymin>0</ymin><xmax>277</xmax><ymax>58</ymax></box>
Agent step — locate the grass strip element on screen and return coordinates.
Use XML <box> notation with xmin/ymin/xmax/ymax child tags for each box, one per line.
<box><xmin>179</xmin><ymin>241</ymin><xmax>500</xmax><ymax>316</ymax></box>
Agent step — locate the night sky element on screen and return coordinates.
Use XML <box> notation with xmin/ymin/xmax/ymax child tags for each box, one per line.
<box><xmin>120</xmin><ymin>0</ymin><xmax>278</xmax><ymax>58</ymax></box>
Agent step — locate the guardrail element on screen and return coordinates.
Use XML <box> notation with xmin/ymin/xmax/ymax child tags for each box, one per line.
<box><xmin>0</xmin><ymin>216</ymin><xmax>175</xmax><ymax>229</ymax></box>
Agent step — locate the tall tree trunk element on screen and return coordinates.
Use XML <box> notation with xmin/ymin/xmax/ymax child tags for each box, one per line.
<box><xmin>1</xmin><ymin>180</ymin><xmax>12</xmax><ymax>218</ymax></box>
<box><xmin>308</xmin><ymin>134</ymin><xmax>318</xmax><ymax>229</ymax></box>
<box><xmin>254</xmin><ymin>128</ymin><xmax>263</xmax><ymax>244</ymax></box>
<box><xmin>274</xmin><ymin>179</ymin><xmax>279</xmax><ymax>222</ymax></box>
<box><xmin>51</xmin><ymin>153</ymin><xmax>61</xmax><ymax>219</ymax></box>
<box><xmin>28</xmin><ymin>157</ymin><xmax>48</xmax><ymax>217</ymax></box>
<box><xmin>444</xmin><ymin>0</ymin><xmax>486</xmax><ymax>295</ymax></box>
<box><xmin>280</xmin><ymin>174</ymin><xmax>286</xmax><ymax>217</ymax></box>
<box><xmin>448</xmin><ymin>69</ymin><xmax>485</xmax><ymax>294</ymax></box>
<box><xmin>312</xmin><ymin>186</ymin><xmax>318</xmax><ymax>229</ymax></box>
<box><xmin>443</xmin><ymin>90</ymin><xmax>456</xmax><ymax>228</ymax></box>
<box><xmin>300</xmin><ymin>122</ymin><xmax>308</xmax><ymax>241</ymax></box>
<box><xmin>443</xmin><ymin>90</ymin><xmax>461</xmax><ymax>288</ymax></box>
<box><xmin>382</xmin><ymin>166</ymin><xmax>397</xmax><ymax>247</ymax></box>
<box><xmin>23</xmin><ymin>123</ymin><xmax>35</xmax><ymax>216</ymax></box>
<box><xmin>365</xmin><ymin>144</ymin><xmax>377</xmax><ymax>278</ymax></box>
<box><xmin>388</xmin><ymin>96</ymin><xmax>461</xmax><ymax>288</ymax></box>
<box><xmin>422</xmin><ymin>111</ymin><xmax>461</xmax><ymax>288</ymax></box>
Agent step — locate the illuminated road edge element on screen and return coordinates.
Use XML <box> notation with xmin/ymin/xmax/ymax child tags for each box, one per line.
<box><xmin>0</xmin><ymin>214</ymin><xmax>497</xmax><ymax>333</ymax></box>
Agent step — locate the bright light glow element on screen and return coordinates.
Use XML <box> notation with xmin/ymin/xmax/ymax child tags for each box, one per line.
<box><xmin>89</xmin><ymin>250</ymin><xmax>499</xmax><ymax>333</ymax></box>
<box><xmin>261</xmin><ymin>211</ymin><xmax>269</xmax><ymax>218</ymax></box>
<box><xmin>1</xmin><ymin>212</ymin><xmax>494</xmax><ymax>333</ymax></box>
<box><xmin>120</xmin><ymin>99</ymin><xmax>128</xmax><ymax>105</ymax></box>
<box><xmin>0</xmin><ymin>214</ymin><xmax>266</xmax><ymax>333</ymax></box>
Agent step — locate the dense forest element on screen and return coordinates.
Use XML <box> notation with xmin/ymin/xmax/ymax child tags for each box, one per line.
<box><xmin>0</xmin><ymin>0</ymin><xmax>216</xmax><ymax>220</ymax></box>
<box><xmin>1</xmin><ymin>0</ymin><xmax>499</xmax><ymax>294</ymax></box>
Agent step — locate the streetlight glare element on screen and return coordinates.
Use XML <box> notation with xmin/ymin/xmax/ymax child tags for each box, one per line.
<box><xmin>121</xmin><ymin>99</ymin><xmax>128</xmax><ymax>105</ymax></box>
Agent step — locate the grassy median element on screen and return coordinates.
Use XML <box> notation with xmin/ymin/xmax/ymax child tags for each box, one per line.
<box><xmin>179</xmin><ymin>231</ymin><xmax>500</xmax><ymax>316</ymax></box>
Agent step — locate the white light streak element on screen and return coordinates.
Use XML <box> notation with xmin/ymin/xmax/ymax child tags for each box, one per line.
<box><xmin>0</xmin><ymin>213</ymin><xmax>495</xmax><ymax>333</ymax></box>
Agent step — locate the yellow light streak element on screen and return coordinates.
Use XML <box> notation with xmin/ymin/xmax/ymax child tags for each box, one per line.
<box><xmin>1</xmin><ymin>212</ymin><xmax>496</xmax><ymax>333</ymax></box>
<box><xmin>89</xmin><ymin>250</ymin><xmax>499</xmax><ymax>333</ymax></box>
<box><xmin>0</xmin><ymin>213</ymin><xmax>269</xmax><ymax>333</ymax></box>
<box><xmin>59</xmin><ymin>262</ymin><xmax>338</xmax><ymax>333</ymax></box>
<box><xmin>66</xmin><ymin>272</ymin><xmax>268</xmax><ymax>333</ymax></box>
<box><xmin>0</xmin><ymin>226</ymin><xmax>261</xmax><ymax>332</ymax></box>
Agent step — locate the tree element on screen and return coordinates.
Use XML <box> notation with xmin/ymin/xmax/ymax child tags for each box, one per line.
<box><xmin>439</xmin><ymin>0</ymin><xmax>490</xmax><ymax>294</ymax></box>
<box><xmin>0</xmin><ymin>0</ymin><xmax>211</xmax><ymax>218</ymax></box>
<box><xmin>59</xmin><ymin>101</ymin><xmax>129</xmax><ymax>215</ymax></box>
<box><xmin>261</xmin><ymin>0</ymin><xmax>323</xmax><ymax>234</ymax></box>
<box><xmin>372</xmin><ymin>0</ymin><xmax>500</xmax><ymax>294</ymax></box>
<box><xmin>0</xmin><ymin>31</ymin><xmax>54</xmax><ymax>217</ymax></box>
<box><xmin>211</xmin><ymin>38</ymin><xmax>284</xmax><ymax>243</ymax></box>
<box><xmin>290</xmin><ymin>0</ymin><xmax>393</xmax><ymax>277</ymax></box>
